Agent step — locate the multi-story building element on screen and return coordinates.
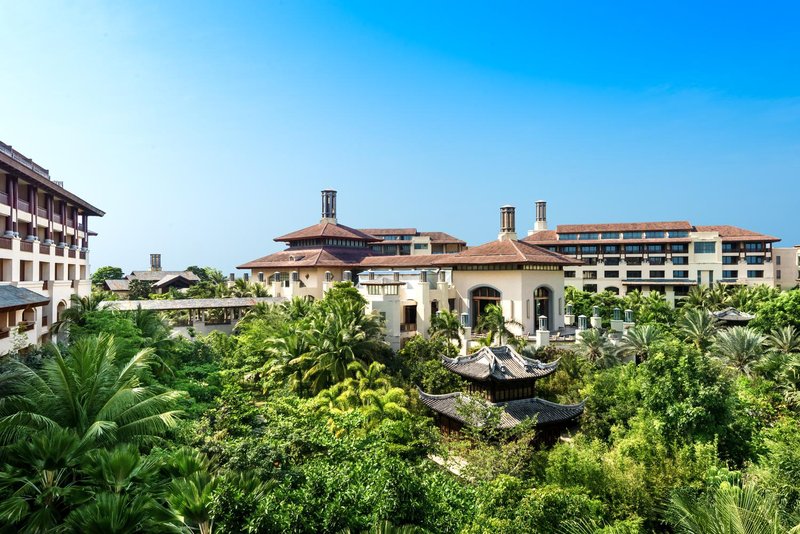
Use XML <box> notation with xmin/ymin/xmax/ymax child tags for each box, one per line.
<box><xmin>0</xmin><ymin>140</ymin><xmax>104</xmax><ymax>353</ymax></box>
<box><xmin>523</xmin><ymin>201</ymin><xmax>782</xmax><ymax>303</ymax></box>
<box><xmin>239</xmin><ymin>191</ymin><xmax>578</xmax><ymax>350</ymax></box>
<box><xmin>360</xmin><ymin>228</ymin><xmax>466</xmax><ymax>256</ymax></box>
<box><xmin>772</xmin><ymin>247</ymin><xmax>800</xmax><ymax>291</ymax></box>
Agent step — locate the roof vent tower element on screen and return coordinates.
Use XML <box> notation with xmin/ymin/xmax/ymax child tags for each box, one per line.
<box><xmin>321</xmin><ymin>189</ymin><xmax>337</xmax><ymax>224</ymax></box>
<box><xmin>498</xmin><ymin>205</ymin><xmax>517</xmax><ymax>242</ymax></box>
<box><xmin>531</xmin><ymin>200</ymin><xmax>548</xmax><ymax>233</ymax></box>
<box><xmin>150</xmin><ymin>253</ymin><xmax>162</xmax><ymax>272</ymax></box>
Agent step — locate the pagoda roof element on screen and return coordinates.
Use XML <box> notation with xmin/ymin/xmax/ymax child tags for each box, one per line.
<box><xmin>274</xmin><ymin>222</ymin><xmax>381</xmax><ymax>243</ymax></box>
<box><xmin>442</xmin><ymin>345</ymin><xmax>559</xmax><ymax>381</ymax></box>
<box><xmin>417</xmin><ymin>390</ymin><xmax>585</xmax><ymax>428</ymax></box>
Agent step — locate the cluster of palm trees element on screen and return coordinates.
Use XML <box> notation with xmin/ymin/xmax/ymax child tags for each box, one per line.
<box><xmin>681</xmin><ymin>284</ymin><xmax>781</xmax><ymax>313</ymax></box>
<box><xmin>0</xmin><ymin>334</ymin><xmax>259</xmax><ymax>532</ymax></box>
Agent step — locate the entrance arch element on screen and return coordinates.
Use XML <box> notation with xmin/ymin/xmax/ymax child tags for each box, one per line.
<box><xmin>534</xmin><ymin>286</ymin><xmax>552</xmax><ymax>328</ymax></box>
<box><xmin>470</xmin><ymin>286</ymin><xmax>501</xmax><ymax>328</ymax></box>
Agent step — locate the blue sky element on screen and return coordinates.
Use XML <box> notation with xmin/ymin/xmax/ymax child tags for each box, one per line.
<box><xmin>1</xmin><ymin>1</ymin><xmax>798</xmax><ymax>274</ymax></box>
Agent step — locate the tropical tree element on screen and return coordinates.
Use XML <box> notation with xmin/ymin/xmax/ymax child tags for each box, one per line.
<box><xmin>765</xmin><ymin>325</ymin><xmax>800</xmax><ymax>356</ymax></box>
<box><xmin>678</xmin><ymin>308</ymin><xmax>719</xmax><ymax>351</ymax></box>
<box><xmin>428</xmin><ymin>309</ymin><xmax>464</xmax><ymax>348</ymax></box>
<box><xmin>712</xmin><ymin>326</ymin><xmax>765</xmax><ymax>375</ymax></box>
<box><xmin>91</xmin><ymin>266</ymin><xmax>125</xmax><ymax>288</ymax></box>
<box><xmin>476</xmin><ymin>304</ymin><xmax>522</xmax><ymax>345</ymax></box>
<box><xmin>0</xmin><ymin>333</ymin><xmax>186</xmax><ymax>448</ymax></box>
<box><xmin>616</xmin><ymin>324</ymin><xmax>663</xmax><ymax>363</ymax></box>
<box><xmin>681</xmin><ymin>286</ymin><xmax>711</xmax><ymax>310</ymax></box>
<box><xmin>51</xmin><ymin>292</ymin><xmax>107</xmax><ymax>333</ymax></box>
<box><xmin>576</xmin><ymin>329</ymin><xmax>619</xmax><ymax>369</ymax></box>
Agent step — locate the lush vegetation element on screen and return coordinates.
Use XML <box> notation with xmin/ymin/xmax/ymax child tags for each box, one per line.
<box><xmin>2</xmin><ymin>283</ymin><xmax>800</xmax><ymax>532</ymax></box>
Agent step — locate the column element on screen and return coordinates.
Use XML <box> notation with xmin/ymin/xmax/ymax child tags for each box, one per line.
<box><xmin>81</xmin><ymin>213</ymin><xmax>89</xmax><ymax>250</ymax></box>
<box><xmin>44</xmin><ymin>194</ymin><xmax>53</xmax><ymax>244</ymax></box>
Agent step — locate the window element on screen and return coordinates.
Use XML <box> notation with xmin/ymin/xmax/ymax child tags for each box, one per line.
<box><xmin>623</xmin><ymin>231</ymin><xmax>642</xmax><ymax>239</ymax></box>
<box><xmin>694</xmin><ymin>242</ymin><xmax>716</xmax><ymax>254</ymax></box>
<box><xmin>672</xmin><ymin>244</ymin><xmax>688</xmax><ymax>253</ymax></box>
<box><xmin>367</xmin><ymin>285</ymin><xmax>381</xmax><ymax>295</ymax></box>
<box><xmin>722</xmin><ymin>270</ymin><xmax>738</xmax><ymax>279</ymax></box>
<box><xmin>579</xmin><ymin>233</ymin><xmax>599</xmax><ymax>240</ymax></box>
<box><xmin>672</xmin><ymin>256</ymin><xmax>688</xmax><ymax>265</ymax></box>
<box><xmin>400</xmin><ymin>245</ymin><xmax>410</xmax><ymax>255</ymax></box>
<box><xmin>627</xmin><ymin>271</ymin><xmax>642</xmax><ymax>278</ymax></box>
<box><xmin>560</xmin><ymin>233</ymin><xmax>579</xmax><ymax>240</ymax></box>
<box><xmin>722</xmin><ymin>243</ymin><xmax>736</xmax><ymax>252</ymax></box>
<box><xmin>745</xmin><ymin>256</ymin><xmax>764</xmax><ymax>265</ymax></box>
<box><xmin>562</xmin><ymin>246</ymin><xmax>577</xmax><ymax>254</ymax></box>
<box><xmin>673</xmin><ymin>270</ymin><xmax>689</xmax><ymax>278</ymax></box>
<box><xmin>584</xmin><ymin>271</ymin><xmax>597</xmax><ymax>279</ymax></box>
<box><xmin>723</xmin><ymin>256</ymin><xmax>737</xmax><ymax>265</ymax></box>
<box><xmin>645</xmin><ymin>231</ymin><xmax>665</xmax><ymax>239</ymax></box>
<box><xmin>649</xmin><ymin>256</ymin><xmax>665</xmax><ymax>265</ymax></box>
<box><xmin>414</xmin><ymin>243</ymin><xmax>428</xmax><ymax>250</ymax></box>
<box><xmin>583</xmin><ymin>284</ymin><xmax>597</xmax><ymax>293</ymax></box>
<box><xmin>776</xmin><ymin>256</ymin><xmax>781</xmax><ymax>265</ymax></box>
<box><xmin>647</xmin><ymin>244</ymin><xmax>664</xmax><ymax>253</ymax></box>
<box><xmin>564</xmin><ymin>271</ymin><xmax>576</xmax><ymax>278</ymax></box>
<box><xmin>581</xmin><ymin>245</ymin><xmax>598</xmax><ymax>254</ymax></box>
<box><xmin>650</xmin><ymin>270</ymin><xmax>665</xmax><ymax>278</ymax></box>
<box><xmin>385</xmin><ymin>284</ymin><xmax>399</xmax><ymax>295</ymax></box>
<box><xmin>584</xmin><ymin>258</ymin><xmax>598</xmax><ymax>265</ymax></box>
<box><xmin>745</xmin><ymin>243</ymin><xmax>764</xmax><ymax>252</ymax></box>
<box><xmin>605</xmin><ymin>271</ymin><xmax>619</xmax><ymax>278</ymax></box>
<box><xmin>777</xmin><ymin>270</ymin><xmax>782</xmax><ymax>279</ymax></box>
<box><xmin>601</xmin><ymin>232</ymin><xmax>619</xmax><ymax>239</ymax></box>
<box><xmin>747</xmin><ymin>270</ymin><xmax>764</xmax><ymax>278</ymax></box>
<box><xmin>603</xmin><ymin>245</ymin><xmax>619</xmax><ymax>254</ymax></box>
<box><xmin>604</xmin><ymin>257</ymin><xmax>620</xmax><ymax>266</ymax></box>
<box><xmin>625</xmin><ymin>245</ymin><xmax>642</xmax><ymax>253</ymax></box>
<box><xmin>625</xmin><ymin>257</ymin><xmax>642</xmax><ymax>265</ymax></box>
<box><xmin>670</xmin><ymin>231</ymin><xmax>689</xmax><ymax>238</ymax></box>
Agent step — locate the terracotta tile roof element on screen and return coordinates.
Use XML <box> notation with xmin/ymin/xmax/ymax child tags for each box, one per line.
<box><xmin>359</xmin><ymin>228</ymin><xmax>418</xmax><ymax>236</ymax></box>
<box><xmin>417</xmin><ymin>390</ymin><xmax>585</xmax><ymax>428</ymax></box>
<box><xmin>433</xmin><ymin>239</ymin><xmax>581</xmax><ymax>266</ymax></box>
<box><xmin>442</xmin><ymin>346</ymin><xmax>559</xmax><ymax>382</ymax></box>
<box><xmin>418</xmin><ymin>231</ymin><xmax>467</xmax><ymax>245</ymax></box>
<box><xmin>359</xmin><ymin>255</ymin><xmax>442</xmax><ymax>268</ymax></box>
<box><xmin>694</xmin><ymin>225</ymin><xmax>780</xmax><ymax>242</ymax></box>
<box><xmin>237</xmin><ymin>246</ymin><xmax>374</xmax><ymax>269</ymax></box>
<box><xmin>556</xmin><ymin>221</ymin><xmax>692</xmax><ymax>233</ymax></box>
<box><xmin>152</xmin><ymin>273</ymin><xmax>201</xmax><ymax>289</ymax></box>
<box><xmin>274</xmin><ymin>222</ymin><xmax>380</xmax><ymax>243</ymax></box>
<box><xmin>523</xmin><ymin>235</ymin><xmax>691</xmax><ymax>246</ymax></box>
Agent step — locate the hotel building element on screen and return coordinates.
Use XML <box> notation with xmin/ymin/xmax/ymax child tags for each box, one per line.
<box><xmin>523</xmin><ymin>201</ymin><xmax>782</xmax><ymax>303</ymax></box>
<box><xmin>239</xmin><ymin>191</ymin><xmax>578</xmax><ymax>350</ymax></box>
<box><xmin>0</xmin><ymin>141</ymin><xmax>104</xmax><ymax>353</ymax></box>
<box><xmin>772</xmin><ymin>246</ymin><xmax>800</xmax><ymax>291</ymax></box>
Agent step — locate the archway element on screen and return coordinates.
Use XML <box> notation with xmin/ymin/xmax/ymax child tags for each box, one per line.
<box><xmin>605</xmin><ymin>286</ymin><xmax>620</xmax><ymax>295</ymax></box>
<box><xmin>534</xmin><ymin>286</ymin><xmax>552</xmax><ymax>328</ymax></box>
<box><xmin>470</xmin><ymin>286</ymin><xmax>501</xmax><ymax>328</ymax></box>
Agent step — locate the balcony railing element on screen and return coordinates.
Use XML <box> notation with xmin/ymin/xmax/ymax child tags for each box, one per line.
<box><xmin>20</xmin><ymin>241</ymin><xmax>33</xmax><ymax>253</ymax></box>
<box><xmin>18</xmin><ymin>199</ymin><xmax>30</xmax><ymax>213</ymax></box>
<box><xmin>55</xmin><ymin>247</ymin><xmax>64</xmax><ymax>257</ymax></box>
<box><xmin>68</xmin><ymin>249</ymin><xmax>76</xmax><ymax>258</ymax></box>
<box><xmin>400</xmin><ymin>323</ymin><xmax>417</xmax><ymax>333</ymax></box>
<box><xmin>40</xmin><ymin>244</ymin><xmax>50</xmax><ymax>254</ymax></box>
<box><xmin>53</xmin><ymin>213</ymin><xmax>62</xmax><ymax>224</ymax></box>
<box><xmin>0</xmin><ymin>237</ymin><xmax>11</xmax><ymax>250</ymax></box>
<box><xmin>0</xmin><ymin>192</ymin><xmax>7</xmax><ymax>204</ymax></box>
<box><xmin>37</xmin><ymin>207</ymin><xmax>47</xmax><ymax>218</ymax></box>
<box><xmin>80</xmin><ymin>251</ymin><xmax>86</xmax><ymax>260</ymax></box>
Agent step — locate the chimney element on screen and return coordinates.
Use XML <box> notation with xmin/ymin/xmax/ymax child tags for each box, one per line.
<box><xmin>498</xmin><ymin>205</ymin><xmax>517</xmax><ymax>241</ymax></box>
<box><xmin>321</xmin><ymin>189</ymin><xmax>337</xmax><ymax>223</ymax></box>
<box><xmin>149</xmin><ymin>254</ymin><xmax>162</xmax><ymax>272</ymax></box>
<box><xmin>531</xmin><ymin>200</ymin><xmax>548</xmax><ymax>234</ymax></box>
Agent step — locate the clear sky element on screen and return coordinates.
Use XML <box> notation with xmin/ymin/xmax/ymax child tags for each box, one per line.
<box><xmin>1</xmin><ymin>1</ymin><xmax>798</xmax><ymax>274</ymax></box>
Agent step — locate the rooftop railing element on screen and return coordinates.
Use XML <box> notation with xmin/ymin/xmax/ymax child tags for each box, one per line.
<box><xmin>0</xmin><ymin>141</ymin><xmax>51</xmax><ymax>180</ymax></box>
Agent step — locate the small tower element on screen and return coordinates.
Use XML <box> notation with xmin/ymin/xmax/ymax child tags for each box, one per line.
<box><xmin>321</xmin><ymin>189</ymin><xmax>337</xmax><ymax>224</ymax></box>
<box><xmin>498</xmin><ymin>205</ymin><xmax>518</xmax><ymax>242</ymax></box>
<box><xmin>529</xmin><ymin>200</ymin><xmax>548</xmax><ymax>234</ymax></box>
<box><xmin>149</xmin><ymin>253</ymin><xmax>162</xmax><ymax>272</ymax></box>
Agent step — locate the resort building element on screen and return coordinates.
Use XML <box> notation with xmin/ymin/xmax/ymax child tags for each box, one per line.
<box><xmin>103</xmin><ymin>254</ymin><xmax>201</xmax><ymax>297</ymax></box>
<box><xmin>239</xmin><ymin>190</ymin><xmax>578</xmax><ymax>350</ymax></box>
<box><xmin>772</xmin><ymin>247</ymin><xmax>800</xmax><ymax>291</ymax></box>
<box><xmin>418</xmin><ymin>345</ymin><xmax>585</xmax><ymax>438</ymax></box>
<box><xmin>0</xmin><ymin>140</ymin><xmax>103</xmax><ymax>353</ymax></box>
<box><xmin>360</xmin><ymin>228</ymin><xmax>466</xmax><ymax>256</ymax></box>
<box><xmin>523</xmin><ymin>201</ymin><xmax>782</xmax><ymax>303</ymax></box>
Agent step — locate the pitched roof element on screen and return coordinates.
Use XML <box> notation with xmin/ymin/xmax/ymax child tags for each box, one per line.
<box><xmin>359</xmin><ymin>255</ymin><xmax>443</xmax><ymax>268</ymax></box>
<box><xmin>419</xmin><ymin>231</ymin><xmax>466</xmax><ymax>245</ymax></box>
<box><xmin>441</xmin><ymin>346</ymin><xmax>559</xmax><ymax>381</ymax></box>
<box><xmin>711</xmin><ymin>307</ymin><xmax>755</xmax><ymax>322</ymax></box>
<box><xmin>128</xmin><ymin>270</ymin><xmax>201</xmax><ymax>282</ymax></box>
<box><xmin>417</xmin><ymin>390</ymin><xmax>585</xmax><ymax>428</ymax></box>
<box><xmin>694</xmin><ymin>225</ymin><xmax>780</xmax><ymax>242</ymax></box>
<box><xmin>433</xmin><ymin>239</ymin><xmax>581</xmax><ymax>266</ymax></box>
<box><xmin>556</xmin><ymin>221</ymin><xmax>693</xmax><ymax>233</ymax></box>
<box><xmin>237</xmin><ymin>246</ymin><xmax>374</xmax><ymax>269</ymax></box>
<box><xmin>274</xmin><ymin>222</ymin><xmax>380</xmax><ymax>243</ymax></box>
<box><xmin>104</xmin><ymin>279</ymin><xmax>130</xmax><ymax>292</ymax></box>
<box><xmin>152</xmin><ymin>273</ymin><xmax>201</xmax><ymax>289</ymax></box>
<box><xmin>359</xmin><ymin>228</ymin><xmax>418</xmax><ymax>236</ymax></box>
<box><xmin>101</xmin><ymin>297</ymin><xmax>282</xmax><ymax>312</ymax></box>
<box><xmin>0</xmin><ymin>284</ymin><xmax>49</xmax><ymax>311</ymax></box>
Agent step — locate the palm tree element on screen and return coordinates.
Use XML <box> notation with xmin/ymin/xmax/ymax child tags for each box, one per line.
<box><xmin>64</xmin><ymin>492</ymin><xmax>182</xmax><ymax>533</ymax></box>
<box><xmin>667</xmin><ymin>482</ymin><xmax>800</xmax><ymax>534</ymax></box>
<box><xmin>476</xmin><ymin>304</ymin><xmax>522</xmax><ymax>345</ymax></box>
<box><xmin>678</xmin><ymin>308</ymin><xmax>719</xmax><ymax>351</ymax></box>
<box><xmin>576</xmin><ymin>329</ymin><xmax>619</xmax><ymax>369</ymax></box>
<box><xmin>712</xmin><ymin>326</ymin><xmax>765</xmax><ymax>375</ymax></box>
<box><xmin>0</xmin><ymin>333</ymin><xmax>187</xmax><ymax>448</ymax></box>
<box><xmin>681</xmin><ymin>286</ymin><xmax>710</xmax><ymax>310</ymax></box>
<box><xmin>617</xmin><ymin>324</ymin><xmax>662</xmax><ymax>364</ymax></box>
<box><xmin>765</xmin><ymin>325</ymin><xmax>800</xmax><ymax>355</ymax></box>
<box><xmin>707</xmin><ymin>283</ymin><xmax>732</xmax><ymax>310</ymax></box>
<box><xmin>51</xmin><ymin>292</ymin><xmax>106</xmax><ymax>333</ymax></box>
<box><xmin>428</xmin><ymin>309</ymin><xmax>464</xmax><ymax>348</ymax></box>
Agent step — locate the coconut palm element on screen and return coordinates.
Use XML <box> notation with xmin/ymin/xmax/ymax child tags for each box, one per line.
<box><xmin>667</xmin><ymin>482</ymin><xmax>800</xmax><ymax>534</ymax></box>
<box><xmin>765</xmin><ymin>325</ymin><xmax>800</xmax><ymax>355</ymax></box>
<box><xmin>712</xmin><ymin>326</ymin><xmax>765</xmax><ymax>375</ymax></box>
<box><xmin>476</xmin><ymin>304</ymin><xmax>522</xmax><ymax>345</ymax></box>
<box><xmin>678</xmin><ymin>308</ymin><xmax>719</xmax><ymax>351</ymax></box>
<box><xmin>681</xmin><ymin>286</ymin><xmax>710</xmax><ymax>310</ymax></box>
<box><xmin>51</xmin><ymin>292</ymin><xmax>106</xmax><ymax>333</ymax></box>
<box><xmin>707</xmin><ymin>283</ymin><xmax>732</xmax><ymax>310</ymax></box>
<box><xmin>0</xmin><ymin>333</ymin><xmax>186</xmax><ymax>447</ymax></box>
<box><xmin>428</xmin><ymin>309</ymin><xmax>464</xmax><ymax>348</ymax></box>
<box><xmin>617</xmin><ymin>324</ymin><xmax>663</xmax><ymax>364</ymax></box>
<box><xmin>576</xmin><ymin>329</ymin><xmax>619</xmax><ymax>369</ymax></box>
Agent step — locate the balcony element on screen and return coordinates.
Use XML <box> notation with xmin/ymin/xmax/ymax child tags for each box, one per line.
<box><xmin>400</xmin><ymin>323</ymin><xmax>417</xmax><ymax>333</ymax></box>
<box><xmin>18</xmin><ymin>199</ymin><xmax>30</xmax><ymax>213</ymax></box>
<box><xmin>53</xmin><ymin>213</ymin><xmax>62</xmax><ymax>224</ymax></box>
<box><xmin>20</xmin><ymin>241</ymin><xmax>33</xmax><ymax>253</ymax></box>
<box><xmin>68</xmin><ymin>249</ymin><xmax>76</xmax><ymax>258</ymax></box>
<box><xmin>37</xmin><ymin>207</ymin><xmax>47</xmax><ymax>218</ymax></box>
<box><xmin>40</xmin><ymin>243</ymin><xmax>50</xmax><ymax>254</ymax></box>
<box><xmin>0</xmin><ymin>192</ymin><xmax>7</xmax><ymax>204</ymax></box>
<box><xmin>0</xmin><ymin>237</ymin><xmax>11</xmax><ymax>250</ymax></box>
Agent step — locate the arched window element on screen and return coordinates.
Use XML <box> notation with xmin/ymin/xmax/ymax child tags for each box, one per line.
<box><xmin>605</xmin><ymin>286</ymin><xmax>620</xmax><ymax>295</ymax></box>
<box><xmin>470</xmin><ymin>286</ymin><xmax>501</xmax><ymax>327</ymax></box>
<box><xmin>534</xmin><ymin>286</ymin><xmax>552</xmax><ymax>326</ymax></box>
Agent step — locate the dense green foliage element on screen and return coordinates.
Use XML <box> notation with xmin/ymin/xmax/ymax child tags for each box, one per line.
<box><xmin>90</xmin><ymin>265</ymin><xmax>124</xmax><ymax>288</ymax></box>
<box><xmin>1</xmin><ymin>284</ymin><xmax>800</xmax><ymax>532</ymax></box>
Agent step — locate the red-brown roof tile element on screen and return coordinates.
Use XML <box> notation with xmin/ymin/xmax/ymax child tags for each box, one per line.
<box><xmin>359</xmin><ymin>228</ymin><xmax>418</xmax><ymax>236</ymax></box>
<box><xmin>694</xmin><ymin>225</ymin><xmax>780</xmax><ymax>242</ymax></box>
<box><xmin>433</xmin><ymin>239</ymin><xmax>581</xmax><ymax>266</ymax></box>
<box><xmin>556</xmin><ymin>221</ymin><xmax>692</xmax><ymax>233</ymax></box>
<box><xmin>237</xmin><ymin>246</ymin><xmax>374</xmax><ymax>269</ymax></box>
<box><xmin>359</xmin><ymin>255</ymin><xmax>443</xmax><ymax>268</ymax></box>
<box><xmin>418</xmin><ymin>231</ymin><xmax>467</xmax><ymax>245</ymax></box>
<box><xmin>274</xmin><ymin>222</ymin><xmax>380</xmax><ymax>243</ymax></box>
